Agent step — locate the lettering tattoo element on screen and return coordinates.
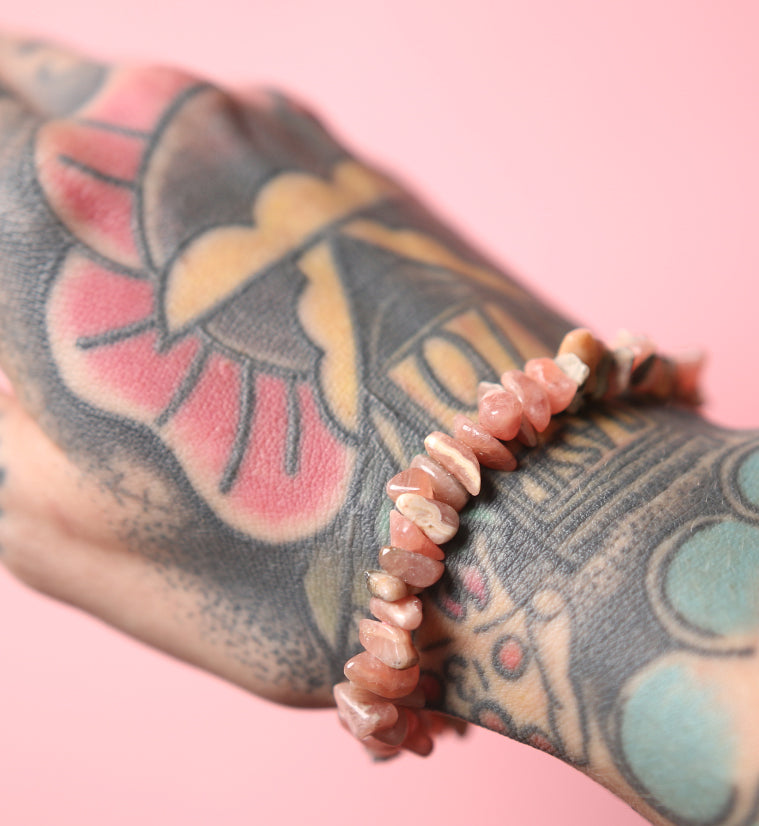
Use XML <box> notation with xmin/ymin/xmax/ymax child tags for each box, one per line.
<box><xmin>0</xmin><ymin>42</ymin><xmax>757</xmax><ymax>825</ymax></box>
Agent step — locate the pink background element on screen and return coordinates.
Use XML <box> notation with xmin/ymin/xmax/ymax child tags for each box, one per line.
<box><xmin>1</xmin><ymin>2</ymin><xmax>757</xmax><ymax>824</ymax></box>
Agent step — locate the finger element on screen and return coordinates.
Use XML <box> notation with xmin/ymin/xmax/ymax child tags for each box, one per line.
<box><xmin>0</xmin><ymin>35</ymin><xmax>107</xmax><ymax>117</ymax></box>
<box><xmin>0</xmin><ymin>388</ymin><xmax>318</xmax><ymax>707</ymax></box>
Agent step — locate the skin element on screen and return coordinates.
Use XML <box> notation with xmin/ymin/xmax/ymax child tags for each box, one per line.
<box><xmin>0</xmin><ymin>36</ymin><xmax>757</xmax><ymax>826</ymax></box>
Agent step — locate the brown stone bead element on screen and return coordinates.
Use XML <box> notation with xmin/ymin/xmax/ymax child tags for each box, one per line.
<box><xmin>478</xmin><ymin>385</ymin><xmax>523</xmax><ymax>441</ymax></box>
<box><xmin>385</xmin><ymin>468</ymin><xmax>434</xmax><ymax>502</ymax></box>
<box><xmin>394</xmin><ymin>493</ymin><xmax>459</xmax><ymax>544</ymax></box>
<box><xmin>632</xmin><ymin>355</ymin><xmax>676</xmax><ymax>400</ymax></box>
<box><xmin>410</xmin><ymin>454</ymin><xmax>469</xmax><ymax>511</ymax></box>
<box><xmin>453</xmin><ymin>414</ymin><xmax>517</xmax><ymax>471</ymax></box>
<box><xmin>379</xmin><ymin>545</ymin><xmax>445</xmax><ymax>588</ymax></box>
<box><xmin>333</xmin><ymin>681</ymin><xmax>399</xmax><ymax>740</ymax></box>
<box><xmin>558</xmin><ymin>328</ymin><xmax>605</xmax><ymax>396</ymax></box>
<box><xmin>500</xmin><ymin>369</ymin><xmax>551</xmax><ymax>432</ymax></box>
<box><xmin>423</xmin><ymin>431</ymin><xmax>481</xmax><ymax>495</ymax></box>
<box><xmin>365</xmin><ymin>570</ymin><xmax>408</xmax><ymax>602</ymax></box>
<box><xmin>558</xmin><ymin>328</ymin><xmax>602</xmax><ymax>372</ymax></box>
<box><xmin>359</xmin><ymin>619</ymin><xmax>419</xmax><ymax>669</ymax></box>
<box><xmin>344</xmin><ymin>651</ymin><xmax>420</xmax><ymax>700</ymax></box>
<box><xmin>370</xmin><ymin>595</ymin><xmax>424</xmax><ymax>631</ymax></box>
<box><xmin>389</xmin><ymin>509</ymin><xmax>445</xmax><ymax>560</ymax></box>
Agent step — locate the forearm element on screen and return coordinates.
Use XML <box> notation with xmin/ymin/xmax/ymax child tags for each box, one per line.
<box><xmin>419</xmin><ymin>403</ymin><xmax>759</xmax><ymax>824</ymax></box>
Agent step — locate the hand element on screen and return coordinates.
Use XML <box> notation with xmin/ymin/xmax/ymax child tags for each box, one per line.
<box><xmin>1</xmin><ymin>36</ymin><xmax>758</xmax><ymax>826</ymax></box>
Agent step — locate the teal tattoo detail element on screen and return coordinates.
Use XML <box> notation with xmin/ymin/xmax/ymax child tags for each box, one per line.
<box><xmin>620</xmin><ymin>661</ymin><xmax>736</xmax><ymax>824</ymax></box>
<box><xmin>737</xmin><ymin>448</ymin><xmax>759</xmax><ymax>509</ymax></box>
<box><xmin>665</xmin><ymin>520</ymin><xmax>759</xmax><ymax>637</ymax></box>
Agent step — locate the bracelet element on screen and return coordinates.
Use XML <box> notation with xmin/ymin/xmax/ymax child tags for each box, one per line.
<box><xmin>333</xmin><ymin>327</ymin><xmax>703</xmax><ymax>759</ymax></box>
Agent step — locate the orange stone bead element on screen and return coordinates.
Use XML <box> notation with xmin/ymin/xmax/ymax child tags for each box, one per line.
<box><xmin>333</xmin><ymin>681</ymin><xmax>399</xmax><ymax>740</ymax></box>
<box><xmin>389</xmin><ymin>510</ymin><xmax>445</xmax><ymax>560</ymax></box>
<box><xmin>344</xmin><ymin>651</ymin><xmax>420</xmax><ymax>700</ymax></box>
<box><xmin>558</xmin><ymin>327</ymin><xmax>603</xmax><ymax>371</ymax></box>
<box><xmin>423</xmin><ymin>431</ymin><xmax>481</xmax><ymax>495</ymax></box>
<box><xmin>410</xmin><ymin>454</ymin><xmax>469</xmax><ymax>511</ymax></box>
<box><xmin>500</xmin><ymin>369</ymin><xmax>551</xmax><ymax>432</ymax></box>
<box><xmin>373</xmin><ymin>707</ymin><xmax>411</xmax><ymax>747</ymax></box>
<box><xmin>395</xmin><ymin>493</ymin><xmax>459</xmax><ymax>544</ymax></box>
<box><xmin>359</xmin><ymin>619</ymin><xmax>419</xmax><ymax>669</ymax></box>
<box><xmin>478</xmin><ymin>385</ymin><xmax>523</xmax><ymax>441</ymax></box>
<box><xmin>379</xmin><ymin>545</ymin><xmax>445</xmax><ymax>588</ymax></box>
<box><xmin>385</xmin><ymin>468</ymin><xmax>434</xmax><ymax>502</ymax></box>
<box><xmin>369</xmin><ymin>595</ymin><xmax>424</xmax><ymax>631</ymax></box>
<box><xmin>524</xmin><ymin>358</ymin><xmax>578</xmax><ymax>415</ymax></box>
<box><xmin>365</xmin><ymin>570</ymin><xmax>408</xmax><ymax>602</ymax></box>
<box><xmin>401</xmin><ymin>712</ymin><xmax>434</xmax><ymax>756</ymax></box>
<box><xmin>452</xmin><ymin>414</ymin><xmax>517</xmax><ymax>471</ymax></box>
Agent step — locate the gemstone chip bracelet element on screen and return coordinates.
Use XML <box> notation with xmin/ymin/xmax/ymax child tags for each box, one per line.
<box><xmin>333</xmin><ymin>327</ymin><xmax>703</xmax><ymax>759</ymax></box>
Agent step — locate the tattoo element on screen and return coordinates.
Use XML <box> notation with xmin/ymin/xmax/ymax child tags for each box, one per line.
<box><xmin>0</xmin><ymin>39</ymin><xmax>105</xmax><ymax>116</ymax></box>
<box><xmin>418</xmin><ymin>415</ymin><xmax>759</xmax><ymax>825</ymax></box>
<box><xmin>0</xmin><ymin>49</ymin><xmax>757</xmax><ymax>825</ymax></box>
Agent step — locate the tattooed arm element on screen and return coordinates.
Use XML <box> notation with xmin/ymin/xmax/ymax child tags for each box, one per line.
<box><xmin>0</xmin><ymin>37</ymin><xmax>757</xmax><ymax>826</ymax></box>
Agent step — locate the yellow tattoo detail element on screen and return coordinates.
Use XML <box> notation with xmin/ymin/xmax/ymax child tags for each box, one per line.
<box><xmin>343</xmin><ymin>219</ymin><xmax>526</xmax><ymax>300</ymax></box>
<box><xmin>443</xmin><ymin>309</ymin><xmax>520</xmax><ymax>376</ymax></box>
<box><xmin>388</xmin><ymin>355</ymin><xmax>476</xmax><ymax>431</ymax></box>
<box><xmin>422</xmin><ymin>336</ymin><xmax>480</xmax><ymax>407</ymax></box>
<box><xmin>298</xmin><ymin>241</ymin><xmax>359</xmax><ymax>432</ymax></box>
<box><xmin>370</xmin><ymin>407</ymin><xmax>411</xmax><ymax>467</ymax></box>
<box><xmin>163</xmin><ymin>161</ymin><xmax>398</xmax><ymax>332</ymax></box>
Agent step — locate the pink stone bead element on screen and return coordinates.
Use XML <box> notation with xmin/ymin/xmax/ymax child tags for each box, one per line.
<box><xmin>478</xmin><ymin>385</ymin><xmax>523</xmax><ymax>441</ymax></box>
<box><xmin>385</xmin><ymin>468</ymin><xmax>434</xmax><ymax>502</ymax></box>
<box><xmin>423</xmin><ymin>431</ymin><xmax>481</xmax><ymax>496</ymax></box>
<box><xmin>394</xmin><ymin>493</ymin><xmax>459</xmax><ymax>544</ymax></box>
<box><xmin>452</xmin><ymin>414</ymin><xmax>517</xmax><ymax>471</ymax></box>
<box><xmin>373</xmin><ymin>707</ymin><xmax>411</xmax><ymax>747</ymax></box>
<box><xmin>410</xmin><ymin>454</ymin><xmax>469</xmax><ymax>511</ymax></box>
<box><xmin>370</xmin><ymin>595</ymin><xmax>424</xmax><ymax>631</ymax></box>
<box><xmin>365</xmin><ymin>570</ymin><xmax>408</xmax><ymax>602</ymax></box>
<box><xmin>516</xmin><ymin>418</ymin><xmax>538</xmax><ymax>447</ymax></box>
<box><xmin>524</xmin><ymin>357</ymin><xmax>578</xmax><ymax>415</ymax></box>
<box><xmin>389</xmin><ymin>510</ymin><xmax>445</xmax><ymax>561</ymax></box>
<box><xmin>333</xmin><ymin>681</ymin><xmax>399</xmax><ymax>740</ymax></box>
<box><xmin>359</xmin><ymin>619</ymin><xmax>419</xmax><ymax>669</ymax></box>
<box><xmin>344</xmin><ymin>651</ymin><xmax>420</xmax><ymax>700</ymax></box>
<box><xmin>500</xmin><ymin>369</ymin><xmax>551</xmax><ymax>432</ymax></box>
<box><xmin>477</xmin><ymin>381</ymin><xmax>502</xmax><ymax>403</ymax></box>
<box><xmin>379</xmin><ymin>545</ymin><xmax>445</xmax><ymax>588</ymax></box>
